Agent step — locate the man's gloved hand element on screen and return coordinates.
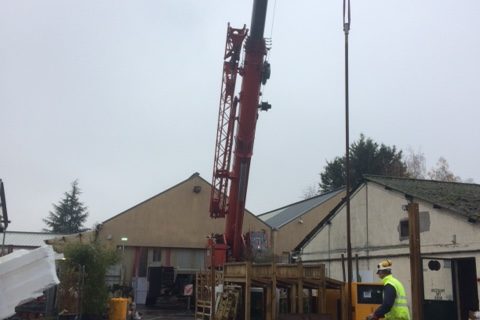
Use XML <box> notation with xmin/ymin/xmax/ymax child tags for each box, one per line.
<box><xmin>366</xmin><ymin>314</ymin><xmax>378</xmax><ymax>320</ymax></box>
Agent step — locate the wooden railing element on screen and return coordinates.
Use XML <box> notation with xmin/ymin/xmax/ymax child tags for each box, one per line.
<box><xmin>223</xmin><ymin>262</ymin><xmax>326</xmax><ymax>281</ymax></box>
<box><xmin>304</xmin><ymin>264</ymin><xmax>325</xmax><ymax>279</ymax></box>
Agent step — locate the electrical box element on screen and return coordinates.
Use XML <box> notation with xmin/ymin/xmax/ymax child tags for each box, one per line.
<box><xmin>351</xmin><ymin>282</ymin><xmax>383</xmax><ymax>320</ymax></box>
<box><xmin>326</xmin><ymin>282</ymin><xmax>383</xmax><ymax>320</ymax></box>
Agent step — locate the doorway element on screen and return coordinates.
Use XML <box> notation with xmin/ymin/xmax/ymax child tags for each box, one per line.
<box><xmin>454</xmin><ymin>258</ymin><xmax>479</xmax><ymax>320</ymax></box>
<box><xmin>423</xmin><ymin>257</ymin><xmax>479</xmax><ymax>320</ymax></box>
<box><xmin>145</xmin><ymin>266</ymin><xmax>175</xmax><ymax>306</ymax></box>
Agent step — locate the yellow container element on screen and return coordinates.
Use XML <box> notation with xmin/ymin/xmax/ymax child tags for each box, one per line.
<box><xmin>108</xmin><ymin>298</ymin><xmax>128</xmax><ymax>320</ymax></box>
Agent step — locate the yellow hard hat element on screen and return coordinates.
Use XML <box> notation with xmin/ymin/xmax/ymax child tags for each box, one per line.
<box><xmin>376</xmin><ymin>259</ymin><xmax>392</xmax><ymax>273</ymax></box>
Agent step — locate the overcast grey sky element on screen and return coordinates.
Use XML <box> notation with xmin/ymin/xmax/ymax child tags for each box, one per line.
<box><xmin>1</xmin><ymin>0</ymin><xmax>479</xmax><ymax>232</ymax></box>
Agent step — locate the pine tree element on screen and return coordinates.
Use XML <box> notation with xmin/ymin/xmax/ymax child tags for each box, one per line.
<box><xmin>43</xmin><ymin>180</ymin><xmax>89</xmax><ymax>233</ymax></box>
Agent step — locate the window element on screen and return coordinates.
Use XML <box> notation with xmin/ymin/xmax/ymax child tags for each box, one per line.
<box><xmin>399</xmin><ymin>212</ymin><xmax>430</xmax><ymax>240</ymax></box>
<box><xmin>399</xmin><ymin>219</ymin><xmax>409</xmax><ymax>239</ymax></box>
<box><xmin>152</xmin><ymin>248</ymin><xmax>161</xmax><ymax>262</ymax></box>
<box><xmin>138</xmin><ymin>249</ymin><xmax>148</xmax><ymax>277</ymax></box>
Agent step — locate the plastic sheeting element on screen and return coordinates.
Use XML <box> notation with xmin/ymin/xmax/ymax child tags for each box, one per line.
<box><xmin>0</xmin><ymin>246</ymin><xmax>60</xmax><ymax>319</ymax></box>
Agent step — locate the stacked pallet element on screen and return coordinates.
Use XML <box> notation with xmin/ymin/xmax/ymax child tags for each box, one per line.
<box><xmin>195</xmin><ymin>270</ymin><xmax>224</xmax><ymax>320</ymax></box>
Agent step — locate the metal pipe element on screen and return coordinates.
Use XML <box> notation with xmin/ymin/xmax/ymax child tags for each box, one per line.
<box><xmin>343</xmin><ymin>0</ymin><xmax>353</xmax><ymax>319</ymax></box>
<box><xmin>250</xmin><ymin>0</ymin><xmax>268</xmax><ymax>40</ymax></box>
<box><xmin>1</xmin><ymin>231</ymin><xmax>6</xmax><ymax>256</ymax></box>
<box><xmin>355</xmin><ymin>254</ymin><xmax>360</xmax><ymax>282</ymax></box>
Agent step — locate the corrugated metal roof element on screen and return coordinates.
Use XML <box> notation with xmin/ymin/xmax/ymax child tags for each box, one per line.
<box><xmin>1</xmin><ymin>231</ymin><xmax>69</xmax><ymax>247</ymax></box>
<box><xmin>258</xmin><ymin>189</ymin><xmax>344</xmax><ymax>229</ymax></box>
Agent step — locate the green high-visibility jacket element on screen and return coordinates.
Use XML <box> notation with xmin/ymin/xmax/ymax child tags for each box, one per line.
<box><xmin>382</xmin><ymin>274</ymin><xmax>411</xmax><ymax>320</ymax></box>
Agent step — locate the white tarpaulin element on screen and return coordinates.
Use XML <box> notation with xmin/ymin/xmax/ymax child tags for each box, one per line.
<box><xmin>0</xmin><ymin>246</ymin><xmax>60</xmax><ymax>319</ymax></box>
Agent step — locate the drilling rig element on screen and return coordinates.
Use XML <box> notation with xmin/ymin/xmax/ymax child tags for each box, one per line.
<box><xmin>209</xmin><ymin>0</ymin><xmax>271</xmax><ymax>266</ymax></box>
<box><xmin>198</xmin><ymin>2</ymin><xmax>334</xmax><ymax>320</ymax></box>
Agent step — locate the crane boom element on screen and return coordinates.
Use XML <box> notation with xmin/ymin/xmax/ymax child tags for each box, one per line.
<box><xmin>210</xmin><ymin>25</ymin><xmax>247</xmax><ymax>219</ymax></box>
<box><xmin>210</xmin><ymin>0</ymin><xmax>270</xmax><ymax>263</ymax></box>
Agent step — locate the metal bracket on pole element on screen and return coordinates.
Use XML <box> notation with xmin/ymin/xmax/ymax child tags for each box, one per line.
<box><xmin>343</xmin><ymin>0</ymin><xmax>351</xmax><ymax>33</ymax></box>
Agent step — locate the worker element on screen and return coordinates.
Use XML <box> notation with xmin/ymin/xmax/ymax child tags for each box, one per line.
<box><xmin>367</xmin><ymin>259</ymin><xmax>410</xmax><ymax>320</ymax></box>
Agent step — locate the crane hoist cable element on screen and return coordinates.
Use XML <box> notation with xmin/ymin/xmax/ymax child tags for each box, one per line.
<box><xmin>268</xmin><ymin>0</ymin><xmax>278</xmax><ymax>40</ymax></box>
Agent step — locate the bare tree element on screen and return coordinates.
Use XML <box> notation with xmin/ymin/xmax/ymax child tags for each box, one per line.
<box><xmin>405</xmin><ymin>147</ymin><xmax>427</xmax><ymax>179</ymax></box>
<box><xmin>427</xmin><ymin>157</ymin><xmax>461</xmax><ymax>182</ymax></box>
<box><xmin>302</xmin><ymin>183</ymin><xmax>319</xmax><ymax>199</ymax></box>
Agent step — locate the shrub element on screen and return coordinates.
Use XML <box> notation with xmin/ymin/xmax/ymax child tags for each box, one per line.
<box><xmin>60</xmin><ymin>242</ymin><xmax>120</xmax><ymax>317</ymax></box>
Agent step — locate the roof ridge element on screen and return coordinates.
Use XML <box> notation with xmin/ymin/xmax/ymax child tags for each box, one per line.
<box><xmin>364</xmin><ymin>174</ymin><xmax>480</xmax><ymax>187</ymax></box>
<box><xmin>257</xmin><ymin>187</ymin><xmax>345</xmax><ymax>216</ymax></box>
<box><xmin>365</xmin><ymin>175</ymin><xmax>480</xmax><ymax>217</ymax></box>
<box><xmin>102</xmin><ymin>172</ymin><xmax>205</xmax><ymax>224</ymax></box>
<box><xmin>5</xmin><ymin>230</ymin><xmax>68</xmax><ymax>235</ymax></box>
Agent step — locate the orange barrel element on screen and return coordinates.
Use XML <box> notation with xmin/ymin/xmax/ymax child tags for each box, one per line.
<box><xmin>108</xmin><ymin>298</ymin><xmax>128</xmax><ymax>320</ymax></box>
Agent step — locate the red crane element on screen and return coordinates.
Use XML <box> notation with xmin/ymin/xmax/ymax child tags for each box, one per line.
<box><xmin>210</xmin><ymin>0</ymin><xmax>271</xmax><ymax>264</ymax></box>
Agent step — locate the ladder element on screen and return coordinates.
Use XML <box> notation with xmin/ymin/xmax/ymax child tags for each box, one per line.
<box><xmin>195</xmin><ymin>271</ymin><xmax>224</xmax><ymax>320</ymax></box>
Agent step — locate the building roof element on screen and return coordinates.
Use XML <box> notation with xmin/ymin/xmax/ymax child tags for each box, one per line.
<box><xmin>1</xmin><ymin>231</ymin><xmax>69</xmax><ymax>248</ymax></box>
<box><xmin>293</xmin><ymin>196</ymin><xmax>348</xmax><ymax>252</ymax></box>
<box><xmin>258</xmin><ymin>189</ymin><xmax>344</xmax><ymax>229</ymax></box>
<box><xmin>102</xmin><ymin>172</ymin><xmax>203</xmax><ymax>224</ymax></box>
<box><xmin>102</xmin><ymin>172</ymin><xmax>269</xmax><ymax>227</ymax></box>
<box><xmin>294</xmin><ymin>175</ymin><xmax>480</xmax><ymax>252</ymax></box>
<box><xmin>365</xmin><ymin>175</ymin><xmax>480</xmax><ymax>221</ymax></box>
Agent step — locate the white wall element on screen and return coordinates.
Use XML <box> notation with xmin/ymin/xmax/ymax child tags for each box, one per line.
<box><xmin>301</xmin><ymin>181</ymin><xmax>480</xmax><ymax>308</ymax></box>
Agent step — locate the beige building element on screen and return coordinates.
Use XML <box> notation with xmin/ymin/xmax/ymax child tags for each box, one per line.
<box><xmin>297</xmin><ymin>175</ymin><xmax>480</xmax><ymax>320</ymax></box>
<box><xmin>104</xmin><ymin>172</ymin><xmax>274</xmax><ymax>304</ymax></box>
<box><xmin>53</xmin><ymin>173</ymin><xmax>271</xmax><ymax>305</ymax></box>
<box><xmin>50</xmin><ymin>173</ymin><xmax>349</xmax><ymax>307</ymax></box>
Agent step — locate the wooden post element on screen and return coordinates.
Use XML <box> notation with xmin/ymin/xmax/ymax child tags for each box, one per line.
<box><xmin>307</xmin><ymin>289</ymin><xmax>312</xmax><ymax>313</ymax></box>
<box><xmin>270</xmin><ymin>229</ymin><xmax>278</xmax><ymax>320</ymax></box>
<box><xmin>341</xmin><ymin>283</ymin><xmax>348</xmax><ymax>320</ymax></box>
<box><xmin>245</xmin><ymin>261</ymin><xmax>251</xmax><ymax>320</ymax></box>
<box><xmin>298</xmin><ymin>282</ymin><xmax>303</xmax><ymax>314</ymax></box>
<box><xmin>266</xmin><ymin>287</ymin><xmax>272</xmax><ymax>320</ymax></box>
<box><xmin>318</xmin><ymin>265</ymin><xmax>327</xmax><ymax>313</ymax></box>
<box><xmin>272</xmin><ymin>261</ymin><xmax>277</xmax><ymax>320</ymax></box>
<box><xmin>290</xmin><ymin>285</ymin><xmax>297</xmax><ymax>313</ymax></box>
<box><xmin>407</xmin><ymin>202</ymin><xmax>424</xmax><ymax>320</ymax></box>
<box><xmin>317</xmin><ymin>285</ymin><xmax>324</xmax><ymax>314</ymax></box>
<box><xmin>210</xmin><ymin>246</ymin><xmax>215</xmax><ymax>319</ymax></box>
<box><xmin>298</xmin><ymin>263</ymin><xmax>304</xmax><ymax>314</ymax></box>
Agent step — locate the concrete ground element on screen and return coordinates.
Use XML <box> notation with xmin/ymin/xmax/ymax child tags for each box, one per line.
<box><xmin>136</xmin><ymin>306</ymin><xmax>195</xmax><ymax>320</ymax></box>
